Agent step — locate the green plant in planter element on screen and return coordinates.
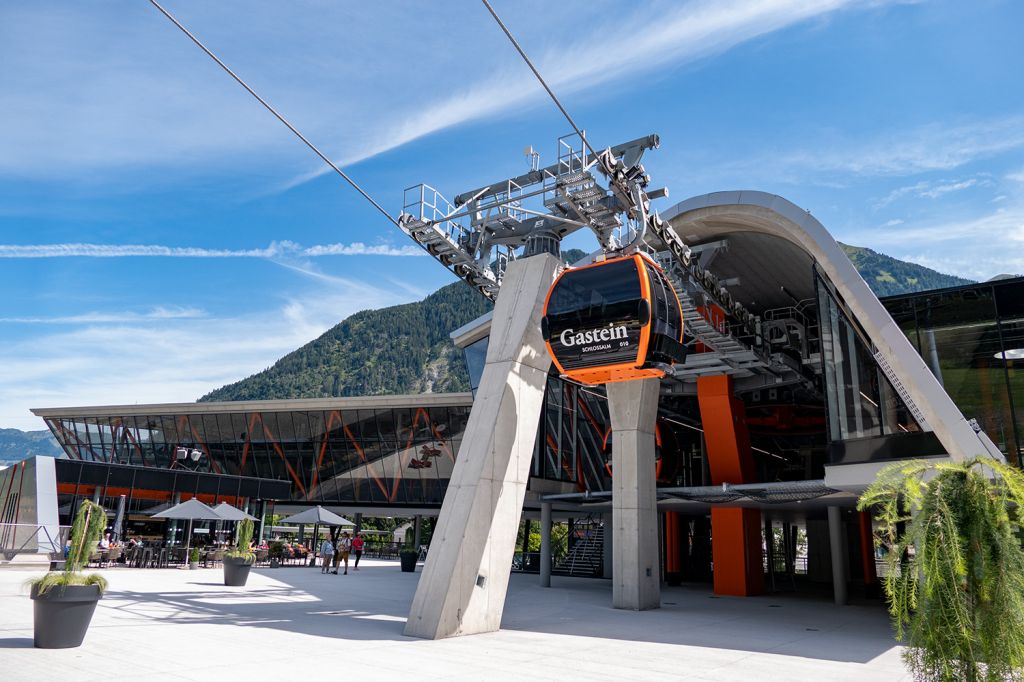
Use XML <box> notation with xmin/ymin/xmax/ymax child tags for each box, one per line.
<box><xmin>225</xmin><ymin>519</ymin><xmax>255</xmax><ymax>565</ymax></box>
<box><xmin>269</xmin><ymin>541</ymin><xmax>284</xmax><ymax>559</ymax></box>
<box><xmin>858</xmin><ymin>456</ymin><xmax>1024</xmax><ymax>681</ymax></box>
<box><xmin>188</xmin><ymin>547</ymin><xmax>200</xmax><ymax>564</ymax></box>
<box><xmin>27</xmin><ymin>499</ymin><xmax>108</xmax><ymax>595</ymax></box>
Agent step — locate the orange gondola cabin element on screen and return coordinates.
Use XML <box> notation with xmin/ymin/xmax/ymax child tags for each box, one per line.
<box><xmin>541</xmin><ymin>253</ymin><xmax>685</xmax><ymax>385</ymax></box>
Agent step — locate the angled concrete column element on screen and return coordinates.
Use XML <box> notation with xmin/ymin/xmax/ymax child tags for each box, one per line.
<box><xmin>607</xmin><ymin>377</ymin><xmax>661</xmax><ymax>611</ymax></box>
<box><xmin>828</xmin><ymin>505</ymin><xmax>848</xmax><ymax>605</ymax></box>
<box><xmin>404</xmin><ymin>253</ymin><xmax>560</xmax><ymax>639</ymax></box>
<box><xmin>540</xmin><ymin>501</ymin><xmax>552</xmax><ymax>588</ymax></box>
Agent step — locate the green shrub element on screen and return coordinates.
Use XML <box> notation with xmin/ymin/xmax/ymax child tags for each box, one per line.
<box><xmin>225</xmin><ymin>518</ymin><xmax>255</xmax><ymax>564</ymax></box>
<box><xmin>858</xmin><ymin>456</ymin><xmax>1024</xmax><ymax>680</ymax></box>
<box><xmin>189</xmin><ymin>547</ymin><xmax>200</xmax><ymax>564</ymax></box>
<box><xmin>27</xmin><ymin>499</ymin><xmax>108</xmax><ymax>595</ymax></box>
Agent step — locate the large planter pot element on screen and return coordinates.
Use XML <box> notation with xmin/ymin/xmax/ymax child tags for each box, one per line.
<box><xmin>188</xmin><ymin>562</ymin><xmax>198</xmax><ymax>570</ymax></box>
<box><xmin>399</xmin><ymin>551</ymin><xmax>418</xmax><ymax>573</ymax></box>
<box><xmin>30</xmin><ymin>584</ymin><xmax>102</xmax><ymax>649</ymax></box>
<box><xmin>269</xmin><ymin>558</ymin><xmax>281</xmax><ymax>568</ymax></box>
<box><xmin>223</xmin><ymin>557</ymin><xmax>253</xmax><ymax>587</ymax></box>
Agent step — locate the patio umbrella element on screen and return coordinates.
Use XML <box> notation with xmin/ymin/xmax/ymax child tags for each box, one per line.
<box><xmin>279</xmin><ymin>507</ymin><xmax>352</xmax><ymax>566</ymax></box>
<box><xmin>278</xmin><ymin>506</ymin><xmax>353</xmax><ymax>527</ymax></box>
<box><xmin>211</xmin><ymin>502</ymin><xmax>257</xmax><ymax>521</ymax></box>
<box><xmin>152</xmin><ymin>498</ymin><xmax>225</xmax><ymax>557</ymax></box>
<box><xmin>212</xmin><ymin>502</ymin><xmax>258</xmax><ymax>546</ymax></box>
<box><xmin>111</xmin><ymin>494</ymin><xmax>127</xmax><ymax>543</ymax></box>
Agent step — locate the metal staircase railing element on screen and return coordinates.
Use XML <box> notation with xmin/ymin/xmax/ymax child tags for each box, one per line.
<box><xmin>553</xmin><ymin>516</ymin><xmax>604</xmax><ymax>577</ymax></box>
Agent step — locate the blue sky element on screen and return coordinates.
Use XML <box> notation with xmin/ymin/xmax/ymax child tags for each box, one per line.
<box><xmin>1</xmin><ymin>0</ymin><xmax>1022</xmax><ymax>429</ymax></box>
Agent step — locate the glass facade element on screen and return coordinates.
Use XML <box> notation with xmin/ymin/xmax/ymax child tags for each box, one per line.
<box><xmin>882</xmin><ymin>277</ymin><xmax>1024</xmax><ymax>465</ymax></box>
<box><xmin>818</xmin><ymin>274</ymin><xmax>922</xmax><ymax>443</ymax></box>
<box><xmin>44</xmin><ymin>402</ymin><xmax>472</xmax><ymax>505</ymax></box>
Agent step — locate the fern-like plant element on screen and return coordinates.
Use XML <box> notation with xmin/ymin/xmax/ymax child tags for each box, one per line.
<box><xmin>27</xmin><ymin>499</ymin><xmax>108</xmax><ymax>595</ymax></box>
<box><xmin>858</xmin><ymin>456</ymin><xmax>1024</xmax><ymax>681</ymax></box>
<box><xmin>225</xmin><ymin>518</ymin><xmax>255</xmax><ymax>564</ymax></box>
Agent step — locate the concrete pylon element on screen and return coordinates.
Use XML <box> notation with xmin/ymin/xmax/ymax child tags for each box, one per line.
<box><xmin>607</xmin><ymin>377</ymin><xmax>661</xmax><ymax>610</ymax></box>
<box><xmin>404</xmin><ymin>253</ymin><xmax>559</xmax><ymax>639</ymax></box>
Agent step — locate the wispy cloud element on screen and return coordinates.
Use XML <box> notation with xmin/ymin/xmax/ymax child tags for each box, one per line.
<box><xmin>291</xmin><ymin>0</ymin><xmax>892</xmax><ymax>188</ymax></box>
<box><xmin>796</xmin><ymin>118</ymin><xmax>1024</xmax><ymax>177</ymax></box>
<box><xmin>875</xmin><ymin>176</ymin><xmax>984</xmax><ymax>208</ymax></box>
<box><xmin>0</xmin><ymin>306</ymin><xmax>206</xmax><ymax>324</ymax></box>
<box><xmin>863</xmin><ymin>205</ymin><xmax>1024</xmax><ymax>279</ymax></box>
<box><xmin>0</xmin><ymin>241</ymin><xmax>425</xmax><ymax>258</ymax></box>
<box><xmin>0</xmin><ymin>273</ymin><xmax>415</xmax><ymax>429</ymax></box>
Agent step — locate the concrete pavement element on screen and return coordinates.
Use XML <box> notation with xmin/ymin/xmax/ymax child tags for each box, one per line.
<box><xmin>0</xmin><ymin>559</ymin><xmax>907</xmax><ymax>681</ymax></box>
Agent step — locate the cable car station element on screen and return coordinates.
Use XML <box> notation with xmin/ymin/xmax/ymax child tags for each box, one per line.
<box><xmin>4</xmin><ymin>5</ymin><xmax>1020</xmax><ymax>662</ymax></box>
<box><xmin>395</xmin><ymin>131</ymin><xmax>1007</xmax><ymax>639</ymax></box>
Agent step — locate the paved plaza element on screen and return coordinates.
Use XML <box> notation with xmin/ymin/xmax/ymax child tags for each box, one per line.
<box><xmin>0</xmin><ymin>559</ymin><xmax>906</xmax><ymax>681</ymax></box>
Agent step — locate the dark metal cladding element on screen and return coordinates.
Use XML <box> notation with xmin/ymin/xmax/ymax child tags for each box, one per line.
<box><xmin>544</xmin><ymin>258</ymin><xmax>645</xmax><ymax>371</ymax></box>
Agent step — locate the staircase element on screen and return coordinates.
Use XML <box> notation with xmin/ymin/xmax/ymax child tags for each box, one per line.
<box><xmin>553</xmin><ymin>519</ymin><xmax>604</xmax><ymax>577</ymax></box>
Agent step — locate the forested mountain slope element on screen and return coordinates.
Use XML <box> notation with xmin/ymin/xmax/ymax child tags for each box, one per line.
<box><xmin>201</xmin><ymin>246</ymin><xmax>972</xmax><ymax>402</ymax></box>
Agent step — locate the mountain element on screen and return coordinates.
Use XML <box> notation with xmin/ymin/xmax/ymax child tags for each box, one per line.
<box><xmin>199</xmin><ymin>278</ymin><xmax>493</xmax><ymax>402</ymax></box>
<box><xmin>0</xmin><ymin>428</ymin><xmax>62</xmax><ymax>465</ymax></box>
<box><xmin>839</xmin><ymin>243</ymin><xmax>973</xmax><ymax>297</ymax></box>
<box><xmin>200</xmin><ymin>246</ymin><xmax>969</xmax><ymax>402</ymax></box>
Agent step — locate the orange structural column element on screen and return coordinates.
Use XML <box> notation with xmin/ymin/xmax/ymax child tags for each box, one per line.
<box><xmin>698</xmin><ymin>375</ymin><xmax>763</xmax><ymax>596</ymax></box>
<box><xmin>710</xmin><ymin>507</ymin><xmax>764</xmax><ymax>596</ymax></box>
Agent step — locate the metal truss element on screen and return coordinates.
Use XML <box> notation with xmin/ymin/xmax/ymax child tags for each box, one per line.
<box><xmin>398</xmin><ymin>132</ymin><xmax>818</xmax><ymax>387</ymax></box>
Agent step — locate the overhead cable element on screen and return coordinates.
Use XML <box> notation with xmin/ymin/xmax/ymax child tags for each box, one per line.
<box><xmin>480</xmin><ymin>0</ymin><xmax>604</xmax><ymax>168</ymax></box>
<box><xmin>147</xmin><ymin>0</ymin><xmax>399</xmax><ymax>228</ymax></box>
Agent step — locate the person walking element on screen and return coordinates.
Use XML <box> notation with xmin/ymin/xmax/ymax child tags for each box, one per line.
<box><xmin>352</xmin><ymin>533</ymin><xmax>365</xmax><ymax>570</ymax></box>
<box><xmin>319</xmin><ymin>537</ymin><xmax>334</xmax><ymax>574</ymax></box>
<box><xmin>333</xmin><ymin>532</ymin><xmax>352</xmax><ymax>575</ymax></box>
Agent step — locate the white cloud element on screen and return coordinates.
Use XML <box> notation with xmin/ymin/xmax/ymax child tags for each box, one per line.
<box><xmin>0</xmin><ymin>241</ymin><xmax>425</xmax><ymax>259</ymax></box>
<box><xmin>884</xmin><ymin>218</ymin><xmax>904</xmax><ymax>226</ymax></box>
<box><xmin>0</xmin><ymin>306</ymin><xmax>207</xmax><ymax>324</ymax></box>
<box><xmin>875</xmin><ymin>176</ymin><xmax>983</xmax><ymax>208</ymax></box>
<box><xmin>0</xmin><ymin>1</ymin><xmax>898</xmax><ymax>183</ymax></box>
<box><xmin>866</xmin><ymin>205</ymin><xmax>1024</xmax><ymax>279</ymax></box>
<box><xmin>292</xmin><ymin>0</ymin><xmax>889</xmax><ymax>188</ymax></box>
<box><xmin>796</xmin><ymin>118</ymin><xmax>1024</xmax><ymax>177</ymax></box>
<box><xmin>0</xmin><ymin>276</ymin><xmax>415</xmax><ymax>430</ymax></box>
<box><xmin>1008</xmin><ymin>169</ymin><xmax>1024</xmax><ymax>183</ymax></box>
<box><xmin>918</xmin><ymin>178</ymin><xmax>979</xmax><ymax>199</ymax></box>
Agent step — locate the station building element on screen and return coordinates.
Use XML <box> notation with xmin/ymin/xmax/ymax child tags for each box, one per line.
<box><xmin>3</xmin><ymin>192</ymin><xmax>1022</xmax><ymax>614</ymax></box>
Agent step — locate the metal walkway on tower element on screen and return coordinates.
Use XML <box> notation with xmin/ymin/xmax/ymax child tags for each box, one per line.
<box><xmin>399</xmin><ymin>132</ymin><xmax>814</xmax><ymax>390</ymax></box>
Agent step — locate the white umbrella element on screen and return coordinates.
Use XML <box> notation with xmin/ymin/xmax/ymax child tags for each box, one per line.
<box><xmin>278</xmin><ymin>506</ymin><xmax>353</xmax><ymax>526</ymax></box>
<box><xmin>211</xmin><ymin>502</ymin><xmax>257</xmax><ymax>521</ymax></box>
<box><xmin>152</xmin><ymin>498</ymin><xmax>225</xmax><ymax>557</ymax></box>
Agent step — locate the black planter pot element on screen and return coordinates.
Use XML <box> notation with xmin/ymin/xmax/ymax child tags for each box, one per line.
<box><xmin>223</xmin><ymin>557</ymin><xmax>253</xmax><ymax>586</ymax></box>
<box><xmin>399</xmin><ymin>551</ymin><xmax>418</xmax><ymax>572</ymax></box>
<box><xmin>31</xmin><ymin>583</ymin><xmax>102</xmax><ymax>649</ymax></box>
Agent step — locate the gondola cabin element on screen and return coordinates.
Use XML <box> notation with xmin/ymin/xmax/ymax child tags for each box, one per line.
<box><xmin>541</xmin><ymin>253</ymin><xmax>685</xmax><ymax>385</ymax></box>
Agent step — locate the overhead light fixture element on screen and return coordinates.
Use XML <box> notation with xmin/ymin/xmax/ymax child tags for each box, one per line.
<box><xmin>175</xmin><ymin>447</ymin><xmax>187</xmax><ymax>460</ymax></box>
<box><xmin>995</xmin><ymin>348</ymin><xmax>1024</xmax><ymax>361</ymax></box>
<box><xmin>190</xmin><ymin>448</ymin><xmax>203</xmax><ymax>462</ymax></box>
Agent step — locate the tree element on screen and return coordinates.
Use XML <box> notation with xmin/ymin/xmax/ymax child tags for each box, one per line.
<box><xmin>858</xmin><ymin>456</ymin><xmax>1024</xmax><ymax>681</ymax></box>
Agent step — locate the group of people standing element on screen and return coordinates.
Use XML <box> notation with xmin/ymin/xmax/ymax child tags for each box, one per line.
<box><xmin>319</xmin><ymin>532</ymin><xmax>365</xmax><ymax>575</ymax></box>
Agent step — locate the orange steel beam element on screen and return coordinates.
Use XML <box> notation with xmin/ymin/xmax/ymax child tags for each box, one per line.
<box><xmin>697</xmin><ymin>375</ymin><xmax>755</xmax><ymax>484</ymax></box>
<box><xmin>698</xmin><ymin>374</ymin><xmax>762</xmax><ymax>596</ymax></box>
<box><xmin>710</xmin><ymin>507</ymin><xmax>764</xmax><ymax>596</ymax></box>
